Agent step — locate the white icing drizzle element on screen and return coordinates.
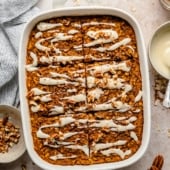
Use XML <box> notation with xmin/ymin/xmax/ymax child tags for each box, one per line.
<box><xmin>115</xmin><ymin>117</ymin><xmax>127</xmax><ymax>121</ymax></box>
<box><xmin>75</xmin><ymin>106</ymin><xmax>87</xmax><ymax>112</ymax></box>
<box><xmin>40</xmin><ymin>55</ymin><xmax>84</xmax><ymax>64</ymax></box>
<box><xmin>30</xmin><ymin>88</ymin><xmax>50</xmax><ymax>96</ymax></box>
<box><xmin>60</xmin><ymin>132</ymin><xmax>80</xmax><ymax>140</ymax></box>
<box><xmin>88</xmin><ymin>88</ymin><xmax>104</xmax><ymax>101</ymax></box>
<box><xmin>50</xmin><ymin>72</ymin><xmax>70</xmax><ymax>79</ymax></box>
<box><xmin>96</xmin><ymin>38</ymin><xmax>131</xmax><ymax>52</ymax></box>
<box><xmin>90</xmin><ymin>119</ymin><xmax>135</xmax><ymax>132</ymax></box>
<box><xmin>111</xmin><ymin>123</ymin><xmax>135</xmax><ymax>132</ymax></box>
<box><xmin>26</xmin><ymin>52</ymin><xmax>38</xmax><ymax>71</ymax></box>
<box><xmin>134</xmin><ymin>90</ymin><xmax>143</xmax><ymax>102</ymax></box>
<box><xmin>91</xmin><ymin>103</ymin><xmax>114</xmax><ymax>111</ymax></box>
<box><xmin>54</xmin><ymin>48</ymin><xmax>62</xmax><ymax>54</ymax></box>
<box><xmin>76</xmin><ymin>78</ymin><xmax>86</xmax><ymax>86</ymax></box>
<box><xmin>50</xmin><ymin>154</ymin><xmax>77</xmax><ymax>160</ymax></box>
<box><xmin>78</xmin><ymin>119</ymin><xmax>88</xmax><ymax>124</ymax></box>
<box><xmin>86</xmin><ymin>54</ymin><xmax>111</xmax><ymax>61</ymax></box>
<box><xmin>106</xmin><ymin>78</ymin><xmax>124</xmax><ymax>89</ymax></box>
<box><xmin>40</xmin><ymin>56</ymin><xmax>52</xmax><ymax>64</ymax></box>
<box><xmin>90</xmin><ymin>119</ymin><xmax>115</xmax><ymax>128</ymax></box>
<box><xmin>30</xmin><ymin>101</ymin><xmax>40</xmax><ymax>113</ymax></box>
<box><xmin>65</xmin><ymin>145</ymin><xmax>89</xmax><ymax>156</ymax></box>
<box><xmin>113</xmin><ymin>101</ymin><xmax>131</xmax><ymax>112</ymax></box>
<box><xmin>82</xmin><ymin>22</ymin><xmax>115</xmax><ymax>26</ymax></box>
<box><xmin>90</xmin><ymin>100</ymin><xmax>131</xmax><ymax>112</ymax></box>
<box><xmin>49</xmin><ymin>106</ymin><xmax>64</xmax><ymax>115</ymax></box>
<box><xmin>100</xmin><ymin>148</ymin><xmax>131</xmax><ymax>159</ymax></box>
<box><xmin>87</xmin><ymin>29</ymin><xmax>117</xmax><ymax>39</ymax></box>
<box><xmin>37</xmin><ymin>123</ymin><xmax>59</xmax><ymax>138</ymax></box>
<box><xmin>122</xmin><ymin>84</ymin><xmax>133</xmax><ymax>96</ymax></box>
<box><xmin>34</xmin><ymin>94</ymin><xmax>52</xmax><ymax>102</ymax></box>
<box><xmin>26</xmin><ymin>66</ymin><xmax>38</xmax><ymax>72</ymax></box>
<box><xmin>37</xmin><ymin>131</ymin><xmax>50</xmax><ymax>139</ymax></box>
<box><xmin>44</xmin><ymin>141</ymin><xmax>75</xmax><ymax>148</ymax></box>
<box><xmin>92</xmin><ymin>140</ymin><xmax>127</xmax><ymax>152</ymax></box>
<box><xmin>41</xmin><ymin>95</ymin><xmax>51</xmax><ymax>102</ymax></box>
<box><xmin>37</xmin><ymin>22</ymin><xmax>62</xmax><ymax>31</ymax></box>
<box><xmin>126</xmin><ymin>45</ymin><xmax>135</xmax><ymax>52</ymax></box>
<box><xmin>39</xmin><ymin>77</ymin><xmax>79</xmax><ymax>86</ymax></box>
<box><xmin>43</xmin><ymin>142</ymin><xmax>60</xmax><ymax>148</ymax></box>
<box><xmin>133</xmin><ymin>109</ymin><xmax>141</xmax><ymax>113</ymax></box>
<box><xmin>63</xmin><ymin>94</ymin><xmax>86</xmax><ymax>102</ymax></box>
<box><xmin>47</xmin><ymin>30</ymin><xmax>59</xmax><ymax>33</ymax></box>
<box><xmin>87</xmin><ymin>61</ymin><xmax>131</xmax><ymax>75</ymax></box>
<box><xmin>60</xmin><ymin>117</ymin><xmax>76</xmax><ymax>127</ymax></box>
<box><xmin>51</xmin><ymin>33</ymin><xmax>73</xmax><ymax>42</ymax></box>
<box><xmin>57</xmin><ymin>141</ymin><xmax>75</xmax><ymax>145</ymax></box>
<box><xmin>86</xmin><ymin>76</ymin><xmax>95</xmax><ymax>88</ymax></box>
<box><xmin>84</xmin><ymin>29</ymin><xmax>118</xmax><ymax>47</ymax></box>
<box><xmin>52</xmin><ymin>55</ymin><xmax>84</xmax><ymax>63</ymax></box>
<box><xmin>35</xmin><ymin>39</ymin><xmax>51</xmax><ymax>51</ymax></box>
<box><xmin>67</xmin><ymin>88</ymin><xmax>77</xmax><ymax>93</ymax></box>
<box><xmin>125</xmin><ymin>116</ymin><xmax>137</xmax><ymax>123</ymax></box>
<box><xmin>68</xmin><ymin>29</ymin><xmax>79</xmax><ymax>34</ymax></box>
<box><xmin>36</xmin><ymin>117</ymin><xmax>76</xmax><ymax>138</ymax></box>
<box><xmin>73</xmin><ymin>23</ymin><xmax>81</xmax><ymax>28</ymax></box>
<box><xmin>130</xmin><ymin>131</ymin><xmax>138</xmax><ymax>142</ymax></box>
<box><xmin>35</xmin><ymin>32</ymin><xmax>43</xmax><ymax>39</ymax></box>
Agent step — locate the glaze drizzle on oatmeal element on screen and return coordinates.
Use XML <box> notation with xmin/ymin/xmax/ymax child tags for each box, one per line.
<box><xmin>26</xmin><ymin>16</ymin><xmax>143</xmax><ymax>164</ymax></box>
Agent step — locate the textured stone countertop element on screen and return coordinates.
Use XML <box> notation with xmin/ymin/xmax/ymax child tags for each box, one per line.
<box><xmin>1</xmin><ymin>0</ymin><xmax>170</xmax><ymax>169</ymax></box>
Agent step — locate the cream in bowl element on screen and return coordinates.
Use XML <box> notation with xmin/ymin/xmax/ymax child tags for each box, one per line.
<box><xmin>149</xmin><ymin>22</ymin><xmax>170</xmax><ymax>79</ymax></box>
<box><xmin>149</xmin><ymin>21</ymin><xmax>170</xmax><ymax>107</ymax></box>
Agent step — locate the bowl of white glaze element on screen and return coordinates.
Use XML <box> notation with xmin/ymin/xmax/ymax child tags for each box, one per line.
<box><xmin>149</xmin><ymin>21</ymin><xmax>170</xmax><ymax>79</ymax></box>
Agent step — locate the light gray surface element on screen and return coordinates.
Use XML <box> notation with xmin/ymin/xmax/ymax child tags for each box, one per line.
<box><xmin>1</xmin><ymin>0</ymin><xmax>170</xmax><ymax>169</ymax></box>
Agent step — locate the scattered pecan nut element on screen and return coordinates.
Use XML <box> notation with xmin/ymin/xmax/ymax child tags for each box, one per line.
<box><xmin>152</xmin><ymin>155</ymin><xmax>164</xmax><ymax>170</ymax></box>
<box><xmin>148</xmin><ymin>155</ymin><xmax>164</xmax><ymax>170</ymax></box>
<box><xmin>149</xmin><ymin>165</ymin><xmax>159</xmax><ymax>170</ymax></box>
<box><xmin>0</xmin><ymin>117</ymin><xmax>20</xmax><ymax>153</ymax></box>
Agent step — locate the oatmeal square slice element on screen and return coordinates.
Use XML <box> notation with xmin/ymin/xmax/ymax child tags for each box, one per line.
<box><xmin>27</xmin><ymin>16</ymin><xmax>84</xmax><ymax>67</ymax></box>
<box><xmin>26</xmin><ymin>63</ymin><xmax>87</xmax><ymax>116</ymax></box>
<box><xmin>88</xmin><ymin>111</ymin><xmax>140</xmax><ymax>164</ymax></box>
<box><xmin>81</xmin><ymin>16</ymin><xmax>137</xmax><ymax>62</ymax></box>
<box><xmin>32</xmin><ymin>113</ymin><xmax>90</xmax><ymax>165</ymax></box>
<box><xmin>86</xmin><ymin>61</ymin><xmax>133</xmax><ymax>112</ymax></box>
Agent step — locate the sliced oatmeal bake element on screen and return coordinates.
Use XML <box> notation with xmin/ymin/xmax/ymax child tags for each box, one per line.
<box><xmin>25</xmin><ymin>15</ymin><xmax>143</xmax><ymax>165</ymax></box>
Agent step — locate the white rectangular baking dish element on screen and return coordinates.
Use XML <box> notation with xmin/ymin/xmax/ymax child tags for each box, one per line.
<box><xmin>19</xmin><ymin>6</ymin><xmax>151</xmax><ymax>170</ymax></box>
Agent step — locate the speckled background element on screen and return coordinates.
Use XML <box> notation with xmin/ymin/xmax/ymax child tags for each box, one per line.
<box><xmin>1</xmin><ymin>0</ymin><xmax>170</xmax><ymax>169</ymax></box>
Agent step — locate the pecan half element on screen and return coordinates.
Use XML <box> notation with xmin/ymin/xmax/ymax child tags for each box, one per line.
<box><xmin>148</xmin><ymin>155</ymin><xmax>164</xmax><ymax>170</ymax></box>
<box><xmin>149</xmin><ymin>165</ymin><xmax>159</xmax><ymax>170</ymax></box>
<box><xmin>152</xmin><ymin>155</ymin><xmax>164</xmax><ymax>170</ymax></box>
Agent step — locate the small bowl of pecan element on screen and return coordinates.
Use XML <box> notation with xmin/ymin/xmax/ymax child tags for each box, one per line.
<box><xmin>0</xmin><ymin>105</ymin><xmax>26</xmax><ymax>163</ymax></box>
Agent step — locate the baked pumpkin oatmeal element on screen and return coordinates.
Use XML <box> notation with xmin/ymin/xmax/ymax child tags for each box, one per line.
<box><xmin>25</xmin><ymin>15</ymin><xmax>143</xmax><ymax>165</ymax></box>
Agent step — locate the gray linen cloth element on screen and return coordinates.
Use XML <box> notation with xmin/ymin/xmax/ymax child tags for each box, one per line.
<box><xmin>0</xmin><ymin>0</ymin><xmax>39</xmax><ymax>106</ymax></box>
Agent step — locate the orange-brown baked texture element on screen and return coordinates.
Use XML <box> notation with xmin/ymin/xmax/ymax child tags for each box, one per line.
<box><xmin>25</xmin><ymin>15</ymin><xmax>143</xmax><ymax>165</ymax></box>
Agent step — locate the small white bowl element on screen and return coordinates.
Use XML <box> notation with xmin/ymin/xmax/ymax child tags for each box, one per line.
<box><xmin>0</xmin><ymin>105</ymin><xmax>26</xmax><ymax>163</ymax></box>
<box><xmin>149</xmin><ymin>21</ymin><xmax>170</xmax><ymax>79</ymax></box>
<box><xmin>160</xmin><ymin>0</ymin><xmax>170</xmax><ymax>10</ymax></box>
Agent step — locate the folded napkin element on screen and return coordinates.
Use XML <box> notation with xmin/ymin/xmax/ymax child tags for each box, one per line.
<box><xmin>0</xmin><ymin>0</ymin><xmax>39</xmax><ymax>106</ymax></box>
